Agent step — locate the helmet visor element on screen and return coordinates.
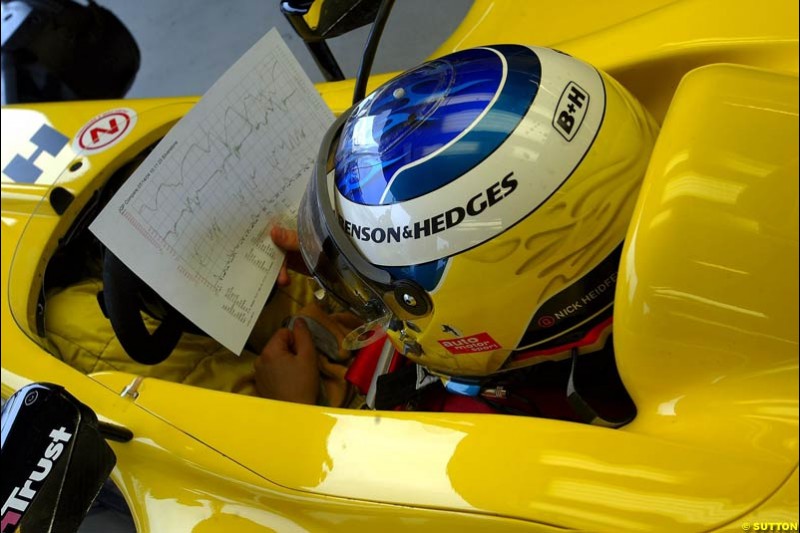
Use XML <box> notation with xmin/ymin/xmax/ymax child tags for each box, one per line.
<box><xmin>297</xmin><ymin>109</ymin><xmax>398</xmax><ymax>346</ymax></box>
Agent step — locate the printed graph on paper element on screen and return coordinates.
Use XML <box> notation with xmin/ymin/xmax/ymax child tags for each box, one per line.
<box><xmin>90</xmin><ymin>29</ymin><xmax>334</xmax><ymax>354</ymax></box>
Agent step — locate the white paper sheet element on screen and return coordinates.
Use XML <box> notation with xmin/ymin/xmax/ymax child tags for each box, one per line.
<box><xmin>90</xmin><ymin>29</ymin><xmax>334</xmax><ymax>354</ymax></box>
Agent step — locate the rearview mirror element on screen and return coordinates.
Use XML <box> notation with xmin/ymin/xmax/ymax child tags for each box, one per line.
<box><xmin>281</xmin><ymin>0</ymin><xmax>381</xmax><ymax>40</ymax></box>
<box><xmin>280</xmin><ymin>0</ymin><xmax>382</xmax><ymax>81</ymax></box>
<box><xmin>1</xmin><ymin>383</ymin><xmax>129</xmax><ymax>533</ymax></box>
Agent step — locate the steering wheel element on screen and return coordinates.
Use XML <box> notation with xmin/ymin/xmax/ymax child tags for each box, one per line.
<box><xmin>101</xmin><ymin>250</ymin><xmax>187</xmax><ymax>365</ymax></box>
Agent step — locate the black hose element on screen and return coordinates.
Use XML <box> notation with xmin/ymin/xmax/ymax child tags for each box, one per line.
<box><xmin>352</xmin><ymin>0</ymin><xmax>395</xmax><ymax>105</ymax></box>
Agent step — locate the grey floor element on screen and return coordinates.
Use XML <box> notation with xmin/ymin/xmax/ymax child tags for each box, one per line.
<box><xmin>107</xmin><ymin>0</ymin><xmax>473</xmax><ymax>98</ymax></box>
<box><xmin>75</xmin><ymin>1</ymin><xmax>472</xmax><ymax>531</ymax></box>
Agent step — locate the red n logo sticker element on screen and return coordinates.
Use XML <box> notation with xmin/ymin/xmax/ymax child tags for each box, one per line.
<box><xmin>74</xmin><ymin>109</ymin><xmax>136</xmax><ymax>153</ymax></box>
<box><xmin>89</xmin><ymin>118</ymin><xmax>119</xmax><ymax>144</ymax></box>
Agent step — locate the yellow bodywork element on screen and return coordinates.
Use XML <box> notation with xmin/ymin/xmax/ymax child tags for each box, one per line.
<box><xmin>1</xmin><ymin>0</ymin><xmax>797</xmax><ymax>530</ymax></box>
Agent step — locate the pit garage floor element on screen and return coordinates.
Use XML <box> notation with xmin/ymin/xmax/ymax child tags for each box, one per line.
<box><xmin>76</xmin><ymin>0</ymin><xmax>472</xmax><ymax>531</ymax></box>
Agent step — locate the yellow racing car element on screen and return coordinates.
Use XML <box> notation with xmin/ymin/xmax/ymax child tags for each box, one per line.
<box><xmin>1</xmin><ymin>0</ymin><xmax>797</xmax><ymax>531</ymax></box>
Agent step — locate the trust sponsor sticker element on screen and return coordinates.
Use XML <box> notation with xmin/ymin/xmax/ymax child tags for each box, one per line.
<box><xmin>438</xmin><ymin>332</ymin><xmax>501</xmax><ymax>354</ymax></box>
<box><xmin>73</xmin><ymin>108</ymin><xmax>137</xmax><ymax>154</ymax></box>
<box><xmin>1</xmin><ymin>426</ymin><xmax>73</xmax><ymax>532</ymax></box>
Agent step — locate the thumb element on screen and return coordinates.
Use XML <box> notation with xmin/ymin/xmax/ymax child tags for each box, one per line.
<box><xmin>260</xmin><ymin>328</ymin><xmax>293</xmax><ymax>358</ymax></box>
<box><xmin>291</xmin><ymin>318</ymin><xmax>316</xmax><ymax>359</ymax></box>
<box><xmin>271</xmin><ymin>225</ymin><xmax>300</xmax><ymax>252</ymax></box>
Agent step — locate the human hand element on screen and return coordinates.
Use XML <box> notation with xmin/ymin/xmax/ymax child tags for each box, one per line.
<box><xmin>296</xmin><ymin>302</ymin><xmax>364</xmax><ymax>360</ymax></box>
<box><xmin>292</xmin><ymin>303</ymin><xmax>364</xmax><ymax>408</ymax></box>
<box><xmin>254</xmin><ymin>318</ymin><xmax>319</xmax><ymax>404</ymax></box>
<box><xmin>270</xmin><ymin>225</ymin><xmax>309</xmax><ymax>287</ymax></box>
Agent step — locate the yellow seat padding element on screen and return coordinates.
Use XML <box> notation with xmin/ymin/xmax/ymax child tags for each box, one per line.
<box><xmin>45</xmin><ymin>274</ymin><xmax>317</xmax><ymax>396</ymax></box>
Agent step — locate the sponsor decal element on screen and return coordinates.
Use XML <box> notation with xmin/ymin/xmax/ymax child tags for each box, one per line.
<box><xmin>439</xmin><ymin>332</ymin><xmax>501</xmax><ymax>354</ymax></box>
<box><xmin>335</xmin><ymin>47</ymin><xmax>606</xmax><ymax>267</ymax></box>
<box><xmin>73</xmin><ymin>108</ymin><xmax>137</xmax><ymax>154</ymax></box>
<box><xmin>553</xmin><ymin>81</ymin><xmax>589</xmax><ymax>141</ymax></box>
<box><xmin>338</xmin><ymin>172</ymin><xmax>517</xmax><ymax>244</ymax></box>
<box><xmin>2</xmin><ymin>124</ymin><xmax>69</xmax><ymax>184</ymax></box>
<box><xmin>1</xmin><ymin>427</ymin><xmax>73</xmax><ymax>532</ymax></box>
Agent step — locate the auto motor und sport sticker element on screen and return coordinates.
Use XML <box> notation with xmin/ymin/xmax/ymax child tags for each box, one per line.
<box><xmin>438</xmin><ymin>332</ymin><xmax>501</xmax><ymax>354</ymax></box>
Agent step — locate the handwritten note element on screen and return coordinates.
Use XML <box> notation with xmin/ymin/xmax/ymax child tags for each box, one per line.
<box><xmin>90</xmin><ymin>29</ymin><xmax>334</xmax><ymax>354</ymax></box>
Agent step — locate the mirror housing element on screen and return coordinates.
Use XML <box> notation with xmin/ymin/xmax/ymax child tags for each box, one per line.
<box><xmin>280</xmin><ymin>0</ymin><xmax>382</xmax><ymax>81</ymax></box>
<box><xmin>1</xmin><ymin>383</ymin><xmax>122</xmax><ymax>533</ymax></box>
